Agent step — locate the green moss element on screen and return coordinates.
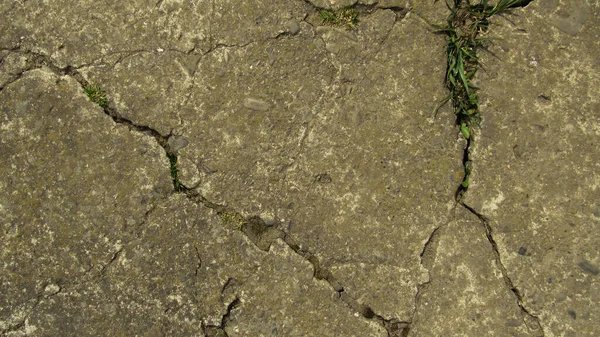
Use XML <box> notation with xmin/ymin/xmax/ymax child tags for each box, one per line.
<box><xmin>219</xmin><ymin>211</ymin><xmax>246</xmax><ymax>230</ymax></box>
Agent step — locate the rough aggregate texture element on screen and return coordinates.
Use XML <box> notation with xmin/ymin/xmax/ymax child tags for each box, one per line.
<box><xmin>1</xmin><ymin>0</ymin><xmax>599</xmax><ymax>336</ymax></box>
<box><xmin>463</xmin><ymin>1</ymin><xmax>600</xmax><ymax>335</ymax></box>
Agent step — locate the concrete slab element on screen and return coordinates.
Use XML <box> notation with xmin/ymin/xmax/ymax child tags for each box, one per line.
<box><xmin>173</xmin><ymin>11</ymin><xmax>462</xmax><ymax>323</ymax></box>
<box><xmin>1</xmin><ymin>0</ymin><xmax>598</xmax><ymax>336</ymax></box>
<box><xmin>24</xmin><ymin>195</ymin><xmax>385</xmax><ymax>336</ymax></box>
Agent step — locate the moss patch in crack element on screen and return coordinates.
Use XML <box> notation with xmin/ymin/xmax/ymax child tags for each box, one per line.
<box><xmin>167</xmin><ymin>153</ymin><xmax>182</xmax><ymax>191</ymax></box>
<box><xmin>219</xmin><ymin>211</ymin><xmax>246</xmax><ymax>230</ymax></box>
<box><xmin>435</xmin><ymin>0</ymin><xmax>523</xmax><ymax>189</ymax></box>
<box><xmin>319</xmin><ymin>7</ymin><xmax>358</xmax><ymax>30</ymax></box>
<box><xmin>83</xmin><ymin>86</ymin><xmax>108</xmax><ymax>108</ymax></box>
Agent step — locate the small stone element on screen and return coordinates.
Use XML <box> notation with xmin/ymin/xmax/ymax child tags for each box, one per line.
<box><xmin>286</xmin><ymin>20</ymin><xmax>301</xmax><ymax>35</ymax></box>
<box><xmin>517</xmin><ymin>246</ymin><xmax>527</xmax><ymax>255</ymax></box>
<box><xmin>315</xmin><ymin>173</ymin><xmax>332</xmax><ymax>184</ymax></box>
<box><xmin>167</xmin><ymin>135</ymin><xmax>189</xmax><ymax>153</ymax></box>
<box><xmin>578</xmin><ymin>260</ymin><xmax>599</xmax><ymax>275</ymax></box>
<box><xmin>568</xmin><ymin>310</ymin><xmax>576</xmax><ymax>319</ymax></box>
<box><xmin>243</xmin><ymin>98</ymin><xmax>271</xmax><ymax>112</ymax></box>
<box><xmin>593</xmin><ymin>204</ymin><xmax>600</xmax><ymax>217</ymax></box>
<box><xmin>263</xmin><ymin>218</ymin><xmax>277</xmax><ymax>227</ymax></box>
<box><xmin>44</xmin><ymin>283</ymin><xmax>61</xmax><ymax>296</ymax></box>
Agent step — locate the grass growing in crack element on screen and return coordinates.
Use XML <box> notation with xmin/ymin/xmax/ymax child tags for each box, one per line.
<box><xmin>83</xmin><ymin>86</ymin><xmax>108</xmax><ymax>108</ymax></box>
<box><xmin>435</xmin><ymin>0</ymin><xmax>522</xmax><ymax>188</ymax></box>
<box><xmin>319</xmin><ymin>7</ymin><xmax>358</xmax><ymax>30</ymax></box>
<box><xmin>167</xmin><ymin>153</ymin><xmax>182</xmax><ymax>191</ymax></box>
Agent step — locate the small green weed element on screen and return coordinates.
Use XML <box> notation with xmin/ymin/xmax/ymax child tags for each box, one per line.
<box><xmin>319</xmin><ymin>7</ymin><xmax>358</xmax><ymax>30</ymax></box>
<box><xmin>167</xmin><ymin>153</ymin><xmax>182</xmax><ymax>191</ymax></box>
<box><xmin>84</xmin><ymin>86</ymin><xmax>107</xmax><ymax>108</ymax></box>
<box><xmin>434</xmin><ymin>0</ymin><xmax>522</xmax><ymax>189</ymax></box>
<box><xmin>434</xmin><ymin>0</ymin><xmax>522</xmax><ymax>139</ymax></box>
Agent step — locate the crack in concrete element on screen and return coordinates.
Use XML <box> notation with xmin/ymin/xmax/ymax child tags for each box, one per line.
<box><xmin>0</xmin><ymin>282</ymin><xmax>50</xmax><ymax>336</ymax></box>
<box><xmin>182</xmin><ymin>187</ymin><xmax>405</xmax><ymax>336</ymax></box>
<box><xmin>193</xmin><ymin>245</ymin><xmax>203</xmax><ymax>277</ymax></box>
<box><xmin>402</xmin><ymin>206</ymin><xmax>457</xmax><ymax>337</ymax></box>
<box><xmin>99</xmin><ymin>248</ymin><xmax>123</xmax><ymax>277</ymax></box>
<box><xmin>2</xmin><ymin>7</ymin><xmax>541</xmax><ymax>331</ymax></box>
<box><xmin>460</xmin><ymin>203</ymin><xmax>545</xmax><ymax>336</ymax></box>
<box><xmin>2</xmin><ymin>46</ymin><xmax>421</xmax><ymax>337</ymax></box>
<box><xmin>434</xmin><ymin>1</ymin><xmax>544</xmax><ymax>333</ymax></box>
<box><xmin>202</xmin><ymin>297</ymin><xmax>240</xmax><ymax>337</ymax></box>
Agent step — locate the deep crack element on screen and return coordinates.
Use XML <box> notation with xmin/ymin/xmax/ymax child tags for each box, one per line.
<box><xmin>437</xmin><ymin>2</ymin><xmax>543</xmax><ymax>333</ymax></box>
<box><xmin>179</xmin><ymin>187</ymin><xmax>401</xmax><ymax>335</ymax></box>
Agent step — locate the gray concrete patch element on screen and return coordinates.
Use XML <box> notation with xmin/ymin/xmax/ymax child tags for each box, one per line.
<box><xmin>172</xmin><ymin>12</ymin><xmax>463</xmax><ymax>323</ymax></box>
<box><xmin>1</xmin><ymin>0</ymin><xmax>599</xmax><ymax>336</ymax></box>
<box><xmin>23</xmin><ymin>194</ymin><xmax>385</xmax><ymax>336</ymax></box>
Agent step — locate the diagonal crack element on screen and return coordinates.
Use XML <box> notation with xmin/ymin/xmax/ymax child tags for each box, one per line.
<box><xmin>435</xmin><ymin>1</ymin><xmax>544</xmax><ymax>334</ymax></box>
<box><xmin>0</xmin><ymin>280</ymin><xmax>58</xmax><ymax>336</ymax></box>
<box><xmin>402</xmin><ymin>206</ymin><xmax>457</xmax><ymax>337</ymax></box>
<box><xmin>182</xmin><ymin>187</ymin><xmax>403</xmax><ymax>336</ymax></box>
<box><xmin>4</xmin><ymin>46</ymin><xmax>439</xmax><ymax>337</ymax></box>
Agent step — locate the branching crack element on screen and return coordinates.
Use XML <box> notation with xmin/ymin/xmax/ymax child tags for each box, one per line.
<box><xmin>460</xmin><ymin>203</ymin><xmax>544</xmax><ymax>335</ymax></box>
<box><xmin>1</xmin><ymin>48</ymin><xmax>185</xmax><ymax>192</ymax></box>
<box><xmin>202</xmin><ymin>297</ymin><xmax>240</xmax><ymax>337</ymax></box>
<box><xmin>179</xmin><ymin>186</ymin><xmax>402</xmax><ymax>335</ymax></box>
<box><xmin>434</xmin><ymin>2</ymin><xmax>543</xmax><ymax>332</ymax></box>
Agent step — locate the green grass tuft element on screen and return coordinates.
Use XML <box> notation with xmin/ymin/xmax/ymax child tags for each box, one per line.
<box><xmin>84</xmin><ymin>86</ymin><xmax>108</xmax><ymax>108</ymax></box>
<box><xmin>319</xmin><ymin>7</ymin><xmax>358</xmax><ymax>30</ymax></box>
<box><xmin>435</xmin><ymin>0</ymin><xmax>521</xmax><ymax>189</ymax></box>
<box><xmin>435</xmin><ymin>0</ymin><xmax>521</xmax><ymax>139</ymax></box>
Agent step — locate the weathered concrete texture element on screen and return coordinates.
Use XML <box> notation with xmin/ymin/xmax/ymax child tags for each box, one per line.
<box><xmin>0</xmin><ymin>69</ymin><xmax>384</xmax><ymax>335</ymax></box>
<box><xmin>35</xmin><ymin>2</ymin><xmax>464</xmax><ymax>325</ymax></box>
<box><xmin>463</xmin><ymin>1</ymin><xmax>600</xmax><ymax>335</ymax></box>
<box><xmin>305</xmin><ymin>0</ymin><xmax>448</xmax><ymax>24</ymax></box>
<box><xmin>5</xmin><ymin>0</ymin><xmax>596</xmax><ymax>335</ymax></box>
<box><xmin>0</xmin><ymin>52</ymin><xmax>28</xmax><ymax>90</ymax></box>
<box><xmin>23</xmin><ymin>194</ymin><xmax>385</xmax><ymax>336</ymax></box>
<box><xmin>80</xmin><ymin>52</ymin><xmax>194</xmax><ymax>136</ymax></box>
<box><xmin>410</xmin><ymin>207</ymin><xmax>537</xmax><ymax>336</ymax></box>
<box><xmin>172</xmin><ymin>11</ymin><xmax>463</xmax><ymax>321</ymax></box>
<box><xmin>0</xmin><ymin>0</ymin><xmax>213</xmax><ymax>67</ymax></box>
<box><xmin>0</xmin><ymin>69</ymin><xmax>172</xmax><ymax>334</ymax></box>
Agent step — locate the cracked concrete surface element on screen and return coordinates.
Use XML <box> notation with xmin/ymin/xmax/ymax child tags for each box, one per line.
<box><xmin>1</xmin><ymin>0</ymin><xmax>598</xmax><ymax>336</ymax></box>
